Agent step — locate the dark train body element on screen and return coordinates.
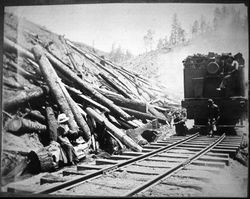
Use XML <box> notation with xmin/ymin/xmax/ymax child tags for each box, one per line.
<box><xmin>181</xmin><ymin>52</ymin><xmax>248</xmax><ymax>133</ymax></box>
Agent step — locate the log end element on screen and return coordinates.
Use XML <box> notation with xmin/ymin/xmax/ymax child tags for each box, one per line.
<box><xmin>32</xmin><ymin>45</ymin><xmax>44</xmax><ymax>61</ymax></box>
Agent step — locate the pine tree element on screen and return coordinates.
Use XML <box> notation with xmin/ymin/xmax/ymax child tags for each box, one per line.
<box><xmin>200</xmin><ymin>15</ymin><xmax>207</xmax><ymax>34</ymax></box>
<box><xmin>143</xmin><ymin>29</ymin><xmax>155</xmax><ymax>52</ymax></box>
<box><xmin>169</xmin><ymin>13</ymin><xmax>179</xmax><ymax>46</ymax></box>
<box><xmin>192</xmin><ymin>20</ymin><xmax>199</xmax><ymax>37</ymax></box>
<box><xmin>169</xmin><ymin>13</ymin><xmax>186</xmax><ymax>46</ymax></box>
<box><xmin>157</xmin><ymin>38</ymin><xmax>164</xmax><ymax>49</ymax></box>
<box><xmin>213</xmin><ymin>7</ymin><xmax>222</xmax><ymax>30</ymax></box>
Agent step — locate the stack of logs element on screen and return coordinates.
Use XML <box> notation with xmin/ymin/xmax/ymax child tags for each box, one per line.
<box><xmin>3</xmin><ymin>34</ymin><xmax>177</xmax><ymax>173</ymax></box>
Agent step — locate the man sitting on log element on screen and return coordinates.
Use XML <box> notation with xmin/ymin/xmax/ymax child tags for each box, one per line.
<box><xmin>57</xmin><ymin>113</ymin><xmax>79</xmax><ymax>165</ymax></box>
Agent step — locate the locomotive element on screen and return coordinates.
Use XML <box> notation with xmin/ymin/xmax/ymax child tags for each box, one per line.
<box><xmin>181</xmin><ymin>52</ymin><xmax>248</xmax><ymax>133</ymax></box>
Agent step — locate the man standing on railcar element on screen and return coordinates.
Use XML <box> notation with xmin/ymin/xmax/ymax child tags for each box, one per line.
<box><xmin>216</xmin><ymin>55</ymin><xmax>239</xmax><ymax>92</ymax></box>
<box><xmin>207</xmin><ymin>99</ymin><xmax>220</xmax><ymax>137</ymax></box>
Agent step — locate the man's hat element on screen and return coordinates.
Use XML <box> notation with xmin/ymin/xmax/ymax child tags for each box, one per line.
<box><xmin>57</xmin><ymin>113</ymin><xmax>69</xmax><ymax>124</ymax></box>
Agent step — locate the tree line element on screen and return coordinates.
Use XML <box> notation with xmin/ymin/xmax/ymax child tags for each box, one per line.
<box><xmin>147</xmin><ymin>5</ymin><xmax>248</xmax><ymax>52</ymax></box>
<box><xmin>107</xmin><ymin>5</ymin><xmax>247</xmax><ymax>62</ymax></box>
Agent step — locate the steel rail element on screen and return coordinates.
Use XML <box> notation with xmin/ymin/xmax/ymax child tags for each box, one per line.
<box><xmin>35</xmin><ymin>133</ymin><xmax>199</xmax><ymax>194</ymax></box>
<box><xmin>124</xmin><ymin>133</ymin><xmax>226</xmax><ymax>197</ymax></box>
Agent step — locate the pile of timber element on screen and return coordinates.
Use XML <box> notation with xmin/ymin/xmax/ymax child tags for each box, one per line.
<box><xmin>2</xmin><ymin>15</ymin><xmax>179</xmax><ymax>175</ymax></box>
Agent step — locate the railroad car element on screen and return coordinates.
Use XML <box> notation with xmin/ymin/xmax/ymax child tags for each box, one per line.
<box><xmin>181</xmin><ymin>52</ymin><xmax>248</xmax><ymax>133</ymax></box>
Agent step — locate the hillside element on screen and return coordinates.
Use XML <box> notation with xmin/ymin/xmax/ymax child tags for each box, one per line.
<box><xmin>123</xmin><ymin>20</ymin><xmax>248</xmax><ymax>102</ymax></box>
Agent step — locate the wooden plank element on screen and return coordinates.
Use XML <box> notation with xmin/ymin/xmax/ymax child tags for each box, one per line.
<box><xmin>214</xmin><ymin>145</ymin><xmax>239</xmax><ymax>150</ymax></box>
<box><xmin>178</xmin><ymin>144</ymin><xmax>206</xmax><ymax>149</ymax></box>
<box><xmin>95</xmin><ymin>158</ymin><xmax>119</xmax><ymax>165</ymax></box>
<box><xmin>142</xmin><ymin>145</ymin><xmax>162</xmax><ymax>149</ymax></box>
<box><xmin>109</xmin><ymin>155</ymin><xmax>133</xmax><ymax>160</ymax></box>
<box><xmin>191</xmin><ymin>160</ymin><xmax>225</xmax><ymax>168</ymax></box>
<box><xmin>167</xmin><ymin>150</ymin><xmax>196</xmax><ymax>155</ymax></box>
<box><xmin>160</xmin><ymin>181</ymin><xmax>203</xmax><ymax>191</ymax></box>
<box><xmin>198</xmin><ymin>156</ymin><xmax>229</xmax><ymax>165</ymax></box>
<box><xmin>172</xmin><ymin>174</ymin><xmax>210</xmax><ymax>183</ymax></box>
<box><xmin>156</xmin><ymin>139</ymin><xmax>183</xmax><ymax>144</ymax></box>
<box><xmin>156</xmin><ymin>154</ymin><xmax>190</xmax><ymax>159</ymax></box>
<box><xmin>217</xmin><ymin>143</ymin><xmax>241</xmax><ymax>147</ymax></box>
<box><xmin>219</xmin><ymin>141</ymin><xmax>241</xmax><ymax>145</ymax></box>
<box><xmin>205</xmin><ymin>152</ymin><xmax>229</xmax><ymax>158</ymax></box>
<box><xmin>210</xmin><ymin>148</ymin><xmax>236</xmax><ymax>154</ymax></box>
<box><xmin>77</xmin><ymin>164</ymin><xmax>105</xmax><ymax>170</ymax></box>
<box><xmin>181</xmin><ymin>143</ymin><xmax>209</xmax><ymax>147</ymax></box>
<box><xmin>133</xmin><ymin>162</ymin><xmax>172</xmax><ymax>169</ymax></box>
<box><xmin>185</xmin><ymin>141</ymin><xmax>213</xmax><ymax>144</ymax></box>
<box><xmin>184</xmin><ymin>165</ymin><xmax>220</xmax><ymax>174</ymax></box>
<box><xmin>150</xmin><ymin>143</ymin><xmax>168</xmax><ymax>147</ymax></box>
<box><xmin>119</xmin><ymin>168</ymin><xmax>159</xmax><ymax>175</ymax></box>
<box><xmin>175</xmin><ymin>146</ymin><xmax>203</xmax><ymax>151</ymax></box>
<box><xmin>121</xmin><ymin>151</ymin><xmax>145</xmax><ymax>156</ymax></box>
<box><xmin>145</xmin><ymin>157</ymin><xmax>181</xmax><ymax>163</ymax></box>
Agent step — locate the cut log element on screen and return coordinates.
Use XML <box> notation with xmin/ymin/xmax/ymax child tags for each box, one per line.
<box><xmin>28</xmin><ymin>149</ymin><xmax>56</xmax><ymax>173</ymax></box>
<box><xmin>3</xmin><ymin>86</ymin><xmax>47</xmax><ymax>110</ymax></box>
<box><xmin>125</xmin><ymin>119</ymin><xmax>159</xmax><ymax>136</ymax></box>
<box><xmin>67</xmin><ymin>40</ymin><xmax>147</xmax><ymax>94</ymax></box>
<box><xmin>3</xmin><ymin>76</ymin><xmax>24</xmax><ymax>89</ymax></box>
<box><xmin>6</xmin><ymin>116</ymin><xmax>47</xmax><ymax>133</ymax></box>
<box><xmin>42</xmin><ymin>47</ymin><xmax>131</xmax><ymax>120</ymax></box>
<box><xmin>4</xmin><ymin>37</ymin><xmax>35</xmax><ymax>60</ymax></box>
<box><xmin>116</xmin><ymin>118</ymin><xmax>137</xmax><ymax>129</ymax></box>
<box><xmin>99</xmin><ymin>73</ymin><xmax>133</xmax><ymax>99</ymax></box>
<box><xmin>86</xmin><ymin>107</ymin><xmax>142</xmax><ymax>152</ymax></box>
<box><xmin>148</xmin><ymin>105</ymin><xmax>167</xmax><ymax>120</ymax></box>
<box><xmin>121</xmin><ymin>107</ymin><xmax>166</xmax><ymax>124</ymax></box>
<box><xmin>65</xmin><ymin>85</ymin><xmax>110</xmax><ymax>113</ymax></box>
<box><xmin>7</xmin><ymin>59</ymin><xmax>39</xmax><ymax>80</ymax></box>
<box><xmin>24</xmin><ymin>108</ymin><xmax>46</xmax><ymax>124</ymax></box>
<box><xmin>59</xmin><ymin>35</ymin><xmax>83</xmax><ymax>77</ymax></box>
<box><xmin>67</xmin><ymin>41</ymin><xmax>132</xmax><ymax>91</ymax></box>
<box><xmin>32</xmin><ymin>45</ymin><xmax>79</xmax><ymax>132</ymax></box>
<box><xmin>58</xmin><ymin>35</ymin><xmax>75</xmax><ymax>70</ymax></box>
<box><xmin>58</xmin><ymin>78</ymin><xmax>91</xmax><ymax>141</ymax></box>
<box><xmin>97</xmin><ymin>88</ymin><xmax>148</xmax><ymax>113</ymax></box>
<box><xmin>4</xmin><ymin>37</ymin><xmax>130</xmax><ymax>120</ymax></box>
<box><xmin>45</xmin><ymin>103</ymin><xmax>58</xmax><ymax>142</ymax></box>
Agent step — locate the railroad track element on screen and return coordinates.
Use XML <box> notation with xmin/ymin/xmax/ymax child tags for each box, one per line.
<box><xmin>7</xmin><ymin>133</ymin><xmax>242</xmax><ymax>196</ymax></box>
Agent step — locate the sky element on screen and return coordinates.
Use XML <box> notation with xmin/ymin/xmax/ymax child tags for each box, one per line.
<box><xmin>5</xmin><ymin>3</ymin><xmax>247</xmax><ymax>55</ymax></box>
